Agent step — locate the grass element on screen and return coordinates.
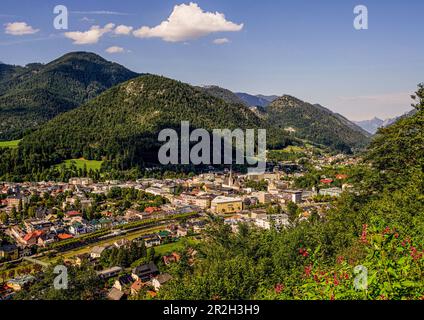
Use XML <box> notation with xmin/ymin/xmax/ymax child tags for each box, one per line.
<box><xmin>0</xmin><ymin>139</ymin><xmax>21</xmax><ymax>149</ymax></box>
<box><xmin>154</xmin><ymin>237</ymin><xmax>200</xmax><ymax>256</ymax></box>
<box><xmin>57</xmin><ymin>158</ymin><xmax>103</xmax><ymax>171</ymax></box>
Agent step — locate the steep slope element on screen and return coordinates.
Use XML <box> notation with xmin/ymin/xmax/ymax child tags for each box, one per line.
<box><xmin>313</xmin><ymin>104</ymin><xmax>371</xmax><ymax>137</ymax></box>
<box><xmin>236</xmin><ymin>92</ymin><xmax>277</xmax><ymax>108</ymax></box>
<box><xmin>0</xmin><ymin>52</ymin><xmax>139</xmax><ymax>140</ymax></box>
<box><xmin>267</xmin><ymin>96</ymin><xmax>370</xmax><ymax>152</ymax></box>
<box><xmin>17</xmin><ymin>75</ymin><xmax>263</xmax><ymax>171</ymax></box>
<box><xmin>200</xmin><ymin>85</ymin><xmax>248</xmax><ymax>106</ymax></box>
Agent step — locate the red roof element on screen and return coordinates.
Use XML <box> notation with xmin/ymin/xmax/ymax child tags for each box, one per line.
<box><xmin>144</xmin><ymin>207</ymin><xmax>161</xmax><ymax>214</ymax></box>
<box><xmin>320</xmin><ymin>179</ymin><xmax>333</xmax><ymax>185</ymax></box>
<box><xmin>58</xmin><ymin>233</ymin><xmax>74</xmax><ymax>240</ymax></box>
<box><xmin>23</xmin><ymin>230</ymin><xmax>44</xmax><ymax>242</ymax></box>
<box><xmin>66</xmin><ymin>211</ymin><xmax>82</xmax><ymax>217</ymax></box>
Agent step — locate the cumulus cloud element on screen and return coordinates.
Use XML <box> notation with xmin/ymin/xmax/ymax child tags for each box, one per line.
<box><xmin>64</xmin><ymin>23</ymin><xmax>115</xmax><ymax>45</ymax></box>
<box><xmin>213</xmin><ymin>37</ymin><xmax>230</xmax><ymax>45</ymax></box>
<box><xmin>114</xmin><ymin>25</ymin><xmax>133</xmax><ymax>35</ymax></box>
<box><xmin>4</xmin><ymin>22</ymin><xmax>39</xmax><ymax>36</ymax></box>
<box><xmin>133</xmin><ymin>2</ymin><xmax>243</xmax><ymax>42</ymax></box>
<box><xmin>105</xmin><ymin>46</ymin><xmax>125</xmax><ymax>53</ymax></box>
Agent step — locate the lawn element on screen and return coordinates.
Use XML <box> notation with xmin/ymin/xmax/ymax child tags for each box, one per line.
<box><xmin>0</xmin><ymin>139</ymin><xmax>21</xmax><ymax>149</ymax></box>
<box><xmin>154</xmin><ymin>237</ymin><xmax>200</xmax><ymax>256</ymax></box>
<box><xmin>58</xmin><ymin>159</ymin><xmax>103</xmax><ymax>171</ymax></box>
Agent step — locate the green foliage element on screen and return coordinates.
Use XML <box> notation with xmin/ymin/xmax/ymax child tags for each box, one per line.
<box><xmin>0</xmin><ymin>52</ymin><xmax>138</xmax><ymax>140</ymax></box>
<box><xmin>13</xmin><ymin>262</ymin><xmax>104</xmax><ymax>300</ymax></box>
<box><xmin>267</xmin><ymin>96</ymin><xmax>370</xmax><ymax>153</ymax></box>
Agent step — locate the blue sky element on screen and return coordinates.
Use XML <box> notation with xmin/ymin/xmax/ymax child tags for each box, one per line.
<box><xmin>0</xmin><ymin>0</ymin><xmax>423</xmax><ymax>120</ymax></box>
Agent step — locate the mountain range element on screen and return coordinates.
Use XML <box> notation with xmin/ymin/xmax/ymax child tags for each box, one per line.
<box><xmin>354</xmin><ymin>110</ymin><xmax>417</xmax><ymax>134</ymax></box>
<box><xmin>0</xmin><ymin>51</ymin><xmax>373</xmax><ymax>176</ymax></box>
<box><xmin>0</xmin><ymin>52</ymin><xmax>139</xmax><ymax>140</ymax></box>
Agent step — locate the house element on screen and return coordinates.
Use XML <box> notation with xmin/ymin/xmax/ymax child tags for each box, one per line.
<box><xmin>107</xmin><ymin>287</ymin><xmax>125</xmax><ymax>301</ymax></box>
<box><xmin>97</xmin><ymin>266</ymin><xmax>123</xmax><ymax>279</ymax></box>
<box><xmin>132</xmin><ymin>262</ymin><xmax>159</xmax><ymax>281</ymax></box>
<box><xmin>0</xmin><ymin>244</ymin><xmax>19</xmax><ymax>261</ymax></box>
<box><xmin>163</xmin><ymin>252</ymin><xmax>181</xmax><ymax>266</ymax></box>
<box><xmin>113</xmin><ymin>274</ymin><xmax>134</xmax><ymax>291</ymax></box>
<box><xmin>114</xmin><ymin>239</ymin><xmax>130</xmax><ymax>249</ymax></box>
<box><xmin>158</xmin><ymin>230</ymin><xmax>171</xmax><ymax>241</ymax></box>
<box><xmin>57</xmin><ymin>233</ymin><xmax>73</xmax><ymax>241</ymax></box>
<box><xmin>152</xmin><ymin>273</ymin><xmax>172</xmax><ymax>291</ymax></box>
<box><xmin>90</xmin><ymin>246</ymin><xmax>108</xmax><ymax>259</ymax></box>
<box><xmin>130</xmin><ymin>279</ymin><xmax>144</xmax><ymax>296</ymax></box>
<box><xmin>176</xmin><ymin>227</ymin><xmax>188</xmax><ymax>237</ymax></box>
<box><xmin>319</xmin><ymin>187</ymin><xmax>343</xmax><ymax>198</ymax></box>
<box><xmin>255</xmin><ymin>214</ymin><xmax>290</xmax><ymax>230</ymax></box>
<box><xmin>22</xmin><ymin>230</ymin><xmax>44</xmax><ymax>246</ymax></box>
<box><xmin>144</xmin><ymin>236</ymin><xmax>161</xmax><ymax>248</ymax></box>
<box><xmin>69</xmin><ymin>222</ymin><xmax>86</xmax><ymax>235</ymax></box>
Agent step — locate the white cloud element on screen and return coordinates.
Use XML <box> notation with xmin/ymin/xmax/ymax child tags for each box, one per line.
<box><xmin>133</xmin><ymin>2</ymin><xmax>243</xmax><ymax>42</ymax></box>
<box><xmin>105</xmin><ymin>46</ymin><xmax>125</xmax><ymax>54</ymax></box>
<box><xmin>114</xmin><ymin>25</ymin><xmax>133</xmax><ymax>35</ymax></box>
<box><xmin>4</xmin><ymin>22</ymin><xmax>39</xmax><ymax>36</ymax></box>
<box><xmin>213</xmin><ymin>38</ymin><xmax>230</xmax><ymax>45</ymax></box>
<box><xmin>64</xmin><ymin>23</ymin><xmax>115</xmax><ymax>45</ymax></box>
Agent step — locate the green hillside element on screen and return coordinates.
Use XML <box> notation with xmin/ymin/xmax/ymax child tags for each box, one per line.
<box><xmin>12</xmin><ymin>74</ymin><xmax>263</xmax><ymax>175</ymax></box>
<box><xmin>267</xmin><ymin>95</ymin><xmax>370</xmax><ymax>153</ymax></box>
<box><xmin>0</xmin><ymin>52</ymin><xmax>139</xmax><ymax>140</ymax></box>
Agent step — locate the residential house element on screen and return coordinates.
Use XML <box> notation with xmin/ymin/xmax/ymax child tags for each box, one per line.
<box><xmin>97</xmin><ymin>266</ymin><xmax>123</xmax><ymax>279</ymax></box>
<box><xmin>132</xmin><ymin>262</ymin><xmax>159</xmax><ymax>282</ymax></box>
<box><xmin>152</xmin><ymin>273</ymin><xmax>172</xmax><ymax>291</ymax></box>
<box><xmin>0</xmin><ymin>244</ymin><xmax>19</xmax><ymax>261</ymax></box>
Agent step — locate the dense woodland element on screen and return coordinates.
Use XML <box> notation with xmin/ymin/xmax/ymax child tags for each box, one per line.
<box><xmin>0</xmin><ymin>52</ymin><xmax>138</xmax><ymax>140</ymax></box>
<box><xmin>0</xmin><ymin>52</ymin><xmax>371</xmax><ymax>181</ymax></box>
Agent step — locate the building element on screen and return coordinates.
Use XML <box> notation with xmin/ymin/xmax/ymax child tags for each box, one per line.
<box><xmin>152</xmin><ymin>273</ymin><xmax>172</xmax><ymax>291</ymax></box>
<box><xmin>69</xmin><ymin>177</ymin><xmax>93</xmax><ymax>186</ymax></box>
<box><xmin>210</xmin><ymin>196</ymin><xmax>243</xmax><ymax>214</ymax></box>
<box><xmin>132</xmin><ymin>262</ymin><xmax>159</xmax><ymax>281</ymax></box>
<box><xmin>255</xmin><ymin>214</ymin><xmax>291</xmax><ymax>230</ymax></box>
<box><xmin>97</xmin><ymin>266</ymin><xmax>123</xmax><ymax>279</ymax></box>
<box><xmin>90</xmin><ymin>246</ymin><xmax>108</xmax><ymax>259</ymax></box>
<box><xmin>0</xmin><ymin>244</ymin><xmax>19</xmax><ymax>261</ymax></box>
<box><xmin>281</xmin><ymin>190</ymin><xmax>303</xmax><ymax>204</ymax></box>
<box><xmin>319</xmin><ymin>187</ymin><xmax>343</xmax><ymax>197</ymax></box>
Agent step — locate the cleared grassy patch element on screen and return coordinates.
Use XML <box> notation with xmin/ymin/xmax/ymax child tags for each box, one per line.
<box><xmin>57</xmin><ymin>159</ymin><xmax>103</xmax><ymax>171</ymax></box>
<box><xmin>0</xmin><ymin>139</ymin><xmax>21</xmax><ymax>148</ymax></box>
<box><xmin>154</xmin><ymin>237</ymin><xmax>200</xmax><ymax>256</ymax></box>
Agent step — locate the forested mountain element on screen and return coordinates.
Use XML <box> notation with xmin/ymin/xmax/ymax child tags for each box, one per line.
<box><xmin>236</xmin><ymin>92</ymin><xmax>277</xmax><ymax>108</ymax></box>
<box><xmin>7</xmin><ymin>75</ymin><xmax>263</xmax><ymax>175</ymax></box>
<box><xmin>0</xmin><ymin>52</ymin><xmax>139</xmax><ymax>140</ymax></box>
<box><xmin>200</xmin><ymin>85</ymin><xmax>248</xmax><ymax>106</ymax></box>
<box><xmin>267</xmin><ymin>96</ymin><xmax>370</xmax><ymax>152</ymax></box>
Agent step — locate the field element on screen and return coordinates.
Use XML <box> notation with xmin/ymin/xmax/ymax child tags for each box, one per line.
<box><xmin>154</xmin><ymin>237</ymin><xmax>200</xmax><ymax>255</ymax></box>
<box><xmin>0</xmin><ymin>139</ymin><xmax>21</xmax><ymax>149</ymax></box>
<box><xmin>57</xmin><ymin>159</ymin><xmax>103</xmax><ymax>171</ymax></box>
